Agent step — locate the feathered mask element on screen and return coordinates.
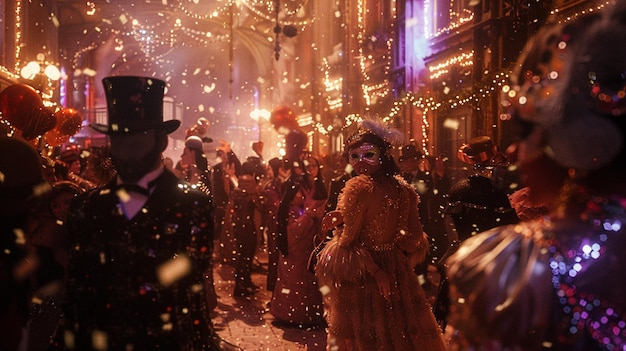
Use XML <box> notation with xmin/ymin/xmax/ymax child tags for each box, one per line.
<box><xmin>346</xmin><ymin>118</ymin><xmax>404</xmax><ymax>152</ymax></box>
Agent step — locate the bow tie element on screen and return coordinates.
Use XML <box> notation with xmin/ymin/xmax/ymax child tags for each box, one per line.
<box><xmin>115</xmin><ymin>183</ymin><xmax>150</xmax><ymax>196</ymax></box>
<box><xmin>114</xmin><ymin>177</ymin><xmax>160</xmax><ymax>197</ymax></box>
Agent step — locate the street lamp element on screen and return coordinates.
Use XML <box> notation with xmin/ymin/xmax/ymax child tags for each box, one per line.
<box><xmin>20</xmin><ymin>53</ymin><xmax>61</xmax><ymax>102</ymax></box>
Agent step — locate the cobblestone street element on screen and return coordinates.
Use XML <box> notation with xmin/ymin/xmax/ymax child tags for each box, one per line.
<box><xmin>211</xmin><ymin>250</ymin><xmax>441</xmax><ymax>351</ymax></box>
<box><xmin>211</xmin><ymin>251</ymin><xmax>328</xmax><ymax>351</ymax></box>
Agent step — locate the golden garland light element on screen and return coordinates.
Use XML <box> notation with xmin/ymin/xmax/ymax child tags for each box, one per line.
<box><xmin>356</xmin><ymin>0</ymin><xmax>392</xmax><ymax>107</ymax></box>
<box><xmin>321</xmin><ymin>57</ymin><xmax>343</xmax><ymax>111</ymax></box>
<box><xmin>423</xmin><ymin>0</ymin><xmax>474</xmax><ymax>39</ymax></box>
<box><xmin>551</xmin><ymin>1</ymin><xmax>612</xmax><ymax>23</ymax></box>
<box><xmin>428</xmin><ymin>51</ymin><xmax>474</xmax><ymax>80</ymax></box>
<box><xmin>240</xmin><ymin>0</ymin><xmax>311</xmax><ymax>26</ymax></box>
<box><xmin>312</xmin><ymin>67</ymin><xmax>510</xmax><ymax>156</ymax></box>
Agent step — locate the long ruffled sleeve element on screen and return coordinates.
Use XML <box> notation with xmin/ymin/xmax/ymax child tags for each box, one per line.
<box><xmin>315</xmin><ymin>175</ymin><xmax>376</xmax><ymax>285</ymax></box>
<box><xmin>337</xmin><ymin>176</ymin><xmax>372</xmax><ymax>246</ymax></box>
<box><xmin>395</xmin><ymin>178</ymin><xmax>429</xmax><ymax>265</ymax></box>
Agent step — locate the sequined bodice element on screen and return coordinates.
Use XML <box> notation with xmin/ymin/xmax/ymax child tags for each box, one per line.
<box><xmin>360</xmin><ymin>177</ymin><xmax>410</xmax><ymax>251</ymax></box>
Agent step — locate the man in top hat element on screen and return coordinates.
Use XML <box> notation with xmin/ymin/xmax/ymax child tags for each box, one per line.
<box><xmin>62</xmin><ymin>76</ymin><xmax>223</xmax><ymax>350</ymax></box>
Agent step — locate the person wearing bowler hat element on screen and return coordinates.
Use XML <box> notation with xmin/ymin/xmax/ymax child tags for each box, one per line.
<box><xmin>59</xmin><ymin>149</ymin><xmax>82</xmax><ymax>176</ymax></box>
<box><xmin>57</xmin><ymin>148</ymin><xmax>96</xmax><ymax>192</ymax></box>
<box><xmin>61</xmin><ymin>76</ymin><xmax>225</xmax><ymax>350</ymax></box>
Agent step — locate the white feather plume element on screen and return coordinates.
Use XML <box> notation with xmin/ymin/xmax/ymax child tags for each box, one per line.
<box><xmin>360</xmin><ymin>118</ymin><xmax>405</xmax><ymax>147</ymax></box>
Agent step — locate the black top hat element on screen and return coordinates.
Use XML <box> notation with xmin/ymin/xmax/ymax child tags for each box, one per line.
<box><xmin>91</xmin><ymin>76</ymin><xmax>180</xmax><ymax>134</ymax></box>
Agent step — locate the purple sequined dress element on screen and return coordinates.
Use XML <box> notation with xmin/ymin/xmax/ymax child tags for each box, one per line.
<box><xmin>447</xmin><ymin>186</ymin><xmax>626</xmax><ymax>351</ymax></box>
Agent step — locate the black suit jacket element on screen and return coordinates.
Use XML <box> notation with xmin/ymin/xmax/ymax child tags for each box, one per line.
<box><xmin>64</xmin><ymin>170</ymin><xmax>218</xmax><ymax>350</ymax></box>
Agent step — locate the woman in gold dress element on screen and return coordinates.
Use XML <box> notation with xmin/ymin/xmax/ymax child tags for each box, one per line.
<box><xmin>315</xmin><ymin>119</ymin><xmax>447</xmax><ymax>351</ymax></box>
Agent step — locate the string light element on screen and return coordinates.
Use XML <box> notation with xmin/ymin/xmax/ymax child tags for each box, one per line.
<box><xmin>356</xmin><ymin>0</ymin><xmax>392</xmax><ymax>107</ymax></box>
<box><xmin>321</xmin><ymin>57</ymin><xmax>343</xmax><ymax>111</ymax></box>
<box><xmin>428</xmin><ymin>10</ymin><xmax>473</xmax><ymax>39</ymax></box>
<box><xmin>551</xmin><ymin>1</ymin><xmax>612</xmax><ymax>23</ymax></box>
<box><xmin>239</xmin><ymin>0</ymin><xmax>312</xmax><ymax>26</ymax></box>
<box><xmin>423</xmin><ymin>0</ymin><xmax>473</xmax><ymax>39</ymax></box>
<box><xmin>424</xmin><ymin>0</ymin><xmax>432</xmax><ymax>39</ymax></box>
<box><xmin>0</xmin><ymin>65</ymin><xmax>20</xmax><ymax>82</ymax></box>
<box><xmin>428</xmin><ymin>51</ymin><xmax>474</xmax><ymax>80</ymax></box>
<box><xmin>14</xmin><ymin>0</ymin><xmax>23</xmax><ymax>72</ymax></box>
<box><xmin>177</xmin><ymin>1</ymin><xmax>228</xmax><ymax>21</ymax></box>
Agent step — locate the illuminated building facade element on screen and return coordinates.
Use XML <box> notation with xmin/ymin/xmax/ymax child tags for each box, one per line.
<box><xmin>0</xmin><ymin>0</ymin><xmax>614</xmax><ymax>170</ymax></box>
<box><xmin>393</xmin><ymin>0</ymin><xmax>612</xmax><ymax>180</ymax></box>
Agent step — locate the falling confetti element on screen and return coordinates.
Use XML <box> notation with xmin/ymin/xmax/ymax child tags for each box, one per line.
<box><xmin>157</xmin><ymin>254</ymin><xmax>192</xmax><ymax>287</ymax></box>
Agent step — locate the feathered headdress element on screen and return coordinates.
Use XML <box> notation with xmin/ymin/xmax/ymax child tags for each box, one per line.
<box><xmin>346</xmin><ymin>117</ymin><xmax>404</xmax><ymax>152</ymax></box>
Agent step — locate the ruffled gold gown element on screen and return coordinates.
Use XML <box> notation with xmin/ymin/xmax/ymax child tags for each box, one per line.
<box><xmin>315</xmin><ymin>174</ymin><xmax>447</xmax><ymax>351</ymax></box>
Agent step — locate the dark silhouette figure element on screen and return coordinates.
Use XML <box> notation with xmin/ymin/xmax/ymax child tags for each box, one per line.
<box><xmin>434</xmin><ymin>136</ymin><xmax>519</xmax><ymax>331</ymax></box>
<box><xmin>0</xmin><ymin>136</ymin><xmax>49</xmax><ymax>351</ymax></box>
<box><xmin>62</xmin><ymin>76</ymin><xmax>223</xmax><ymax>350</ymax></box>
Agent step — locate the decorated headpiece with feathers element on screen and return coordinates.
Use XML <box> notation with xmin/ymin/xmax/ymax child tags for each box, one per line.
<box><xmin>346</xmin><ymin>118</ymin><xmax>404</xmax><ymax>154</ymax></box>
